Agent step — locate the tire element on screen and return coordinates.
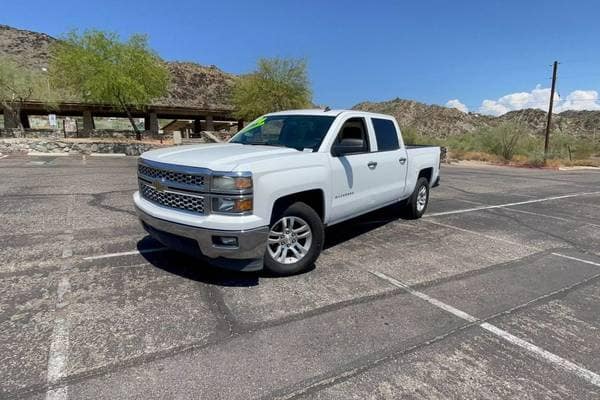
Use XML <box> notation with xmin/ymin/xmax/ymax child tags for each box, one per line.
<box><xmin>405</xmin><ymin>177</ymin><xmax>430</xmax><ymax>219</ymax></box>
<box><xmin>264</xmin><ymin>202</ymin><xmax>324</xmax><ymax>276</ymax></box>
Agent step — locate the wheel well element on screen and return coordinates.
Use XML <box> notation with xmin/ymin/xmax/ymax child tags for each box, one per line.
<box><xmin>418</xmin><ymin>167</ymin><xmax>433</xmax><ymax>183</ymax></box>
<box><xmin>271</xmin><ymin>189</ymin><xmax>325</xmax><ymax>222</ymax></box>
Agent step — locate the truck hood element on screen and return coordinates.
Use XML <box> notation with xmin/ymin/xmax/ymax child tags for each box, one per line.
<box><xmin>141</xmin><ymin>143</ymin><xmax>300</xmax><ymax>171</ymax></box>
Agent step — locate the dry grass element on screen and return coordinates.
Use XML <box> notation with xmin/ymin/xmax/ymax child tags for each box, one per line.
<box><xmin>450</xmin><ymin>150</ymin><xmax>600</xmax><ymax>168</ymax></box>
<box><xmin>449</xmin><ymin>150</ymin><xmax>500</xmax><ymax>163</ymax></box>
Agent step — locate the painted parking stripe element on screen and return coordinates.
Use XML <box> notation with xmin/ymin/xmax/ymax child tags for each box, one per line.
<box><xmin>370</xmin><ymin>270</ymin><xmax>600</xmax><ymax>388</ymax></box>
<box><xmin>503</xmin><ymin>207</ymin><xmax>600</xmax><ymax>229</ymax></box>
<box><xmin>82</xmin><ymin>247</ymin><xmax>168</xmax><ymax>260</ymax></box>
<box><xmin>426</xmin><ymin>191</ymin><xmax>600</xmax><ymax>217</ymax></box>
<box><xmin>552</xmin><ymin>253</ymin><xmax>600</xmax><ymax>267</ymax></box>
<box><xmin>370</xmin><ymin>270</ymin><xmax>478</xmax><ymax>322</ymax></box>
<box><xmin>46</xmin><ymin>276</ymin><xmax>70</xmax><ymax>400</ymax></box>
<box><xmin>0</xmin><ymin>154</ymin><xmax>8</xmax><ymax>159</ymax></box>
<box><xmin>480</xmin><ymin>323</ymin><xmax>600</xmax><ymax>386</ymax></box>
<box><xmin>423</xmin><ymin>219</ymin><xmax>541</xmax><ymax>250</ymax></box>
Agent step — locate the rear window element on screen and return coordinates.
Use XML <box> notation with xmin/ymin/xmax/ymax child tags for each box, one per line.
<box><xmin>372</xmin><ymin>118</ymin><xmax>400</xmax><ymax>152</ymax></box>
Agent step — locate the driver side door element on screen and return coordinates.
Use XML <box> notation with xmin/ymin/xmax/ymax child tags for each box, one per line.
<box><xmin>328</xmin><ymin>116</ymin><xmax>380</xmax><ymax>223</ymax></box>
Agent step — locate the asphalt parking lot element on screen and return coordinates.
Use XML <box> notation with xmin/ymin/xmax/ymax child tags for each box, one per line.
<box><xmin>1</xmin><ymin>153</ymin><xmax>600</xmax><ymax>399</ymax></box>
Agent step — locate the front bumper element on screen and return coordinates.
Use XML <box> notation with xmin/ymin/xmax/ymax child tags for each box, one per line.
<box><xmin>136</xmin><ymin>205</ymin><xmax>268</xmax><ymax>270</ymax></box>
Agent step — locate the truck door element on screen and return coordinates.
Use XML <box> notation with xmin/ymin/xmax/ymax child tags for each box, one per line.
<box><xmin>328</xmin><ymin>116</ymin><xmax>379</xmax><ymax>223</ymax></box>
<box><xmin>368</xmin><ymin>117</ymin><xmax>408</xmax><ymax>203</ymax></box>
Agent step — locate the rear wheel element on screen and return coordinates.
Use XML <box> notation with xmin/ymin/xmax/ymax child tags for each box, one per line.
<box><xmin>264</xmin><ymin>202</ymin><xmax>324</xmax><ymax>276</ymax></box>
<box><xmin>405</xmin><ymin>177</ymin><xmax>430</xmax><ymax>219</ymax></box>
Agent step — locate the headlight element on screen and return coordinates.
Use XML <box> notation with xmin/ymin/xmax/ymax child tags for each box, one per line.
<box><xmin>211</xmin><ymin>196</ymin><xmax>253</xmax><ymax>214</ymax></box>
<box><xmin>211</xmin><ymin>175</ymin><xmax>253</xmax><ymax>192</ymax></box>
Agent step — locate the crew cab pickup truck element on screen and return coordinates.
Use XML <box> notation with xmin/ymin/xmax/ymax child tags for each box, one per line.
<box><xmin>134</xmin><ymin>109</ymin><xmax>440</xmax><ymax>275</ymax></box>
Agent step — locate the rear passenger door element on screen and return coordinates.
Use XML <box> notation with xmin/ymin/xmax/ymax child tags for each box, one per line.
<box><xmin>369</xmin><ymin>117</ymin><xmax>408</xmax><ymax>204</ymax></box>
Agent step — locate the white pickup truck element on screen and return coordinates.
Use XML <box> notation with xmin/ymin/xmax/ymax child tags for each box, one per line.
<box><xmin>134</xmin><ymin>109</ymin><xmax>440</xmax><ymax>275</ymax></box>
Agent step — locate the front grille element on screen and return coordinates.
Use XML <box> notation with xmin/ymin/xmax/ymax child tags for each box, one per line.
<box><xmin>140</xmin><ymin>182</ymin><xmax>205</xmax><ymax>214</ymax></box>
<box><xmin>138</xmin><ymin>164</ymin><xmax>205</xmax><ymax>187</ymax></box>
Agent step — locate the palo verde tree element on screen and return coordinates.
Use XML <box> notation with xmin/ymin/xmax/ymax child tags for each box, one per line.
<box><xmin>50</xmin><ymin>30</ymin><xmax>169</xmax><ymax>140</ymax></box>
<box><xmin>232</xmin><ymin>57</ymin><xmax>312</xmax><ymax>121</ymax></box>
<box><xmin>0</xmin><ymin>57</ymin><xmax>55</xmax><ymax>131</ymax></box>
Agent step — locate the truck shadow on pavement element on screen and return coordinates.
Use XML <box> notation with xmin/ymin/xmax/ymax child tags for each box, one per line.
<box><xmin>137</xmin><ymin>202</ymin><xmax>406</xmax><ymax>286</ymax></box>
<box><xmin>324</xmin><ymin>202</ymin><xmax>406</xmax><ymax>249</ymax></box>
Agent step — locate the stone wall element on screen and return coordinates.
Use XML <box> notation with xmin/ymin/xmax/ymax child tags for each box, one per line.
<box><xmin>0</xmin><ymin>129</ymin><xmax>164</xmax><ymax>140</ymax></box>
<box><xmin>440</xmin><ymin>147</ymin><xmax>448</xmax><ymax>163</ymax></box>
<box><xmin>0</xmin><ymin>138</ymin><xmax>165</xmax><ymax>156</ymax></box>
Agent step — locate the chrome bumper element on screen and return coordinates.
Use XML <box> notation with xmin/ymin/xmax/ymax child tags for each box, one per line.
<box><xmin>135</xmin><ymin>205</ymin><xmax>268</xmax><ymax>260</ymax></box>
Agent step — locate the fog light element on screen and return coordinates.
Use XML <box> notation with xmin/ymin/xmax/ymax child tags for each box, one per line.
<box><xmin>213</xmin><ymin>236</ymin><xmax>238</xmax><ymax>247</ymax></box>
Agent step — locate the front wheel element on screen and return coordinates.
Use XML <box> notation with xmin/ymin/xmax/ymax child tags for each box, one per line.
<box><xmin>264</xmin><ymin>202</ymin><xmax>324</xmax><ymax>276</ymax></box>
<box><xmin>405</xmin><ymin>177</ymin><xmax>430</xmax><ymax>219</ymax></box>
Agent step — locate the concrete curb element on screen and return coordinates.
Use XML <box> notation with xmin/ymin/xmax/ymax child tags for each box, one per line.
<box><xmin>27</xmin><ymin>152</ymin><xmax>72</xmax><ymax>157</ymax></box>
<box><xmin>558</xmin><ymin>166</ymin><xmax>600</xmax><ymax>171</ymax></box>
<box><xmin>89</xmin><ymin>153</ymin><xmax>127</xmax><ymax>157</ymax></box>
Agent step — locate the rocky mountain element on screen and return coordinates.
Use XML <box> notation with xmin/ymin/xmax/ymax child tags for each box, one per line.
<box><xmin>2</xmin><ymin>24</ymin><xmax>599</xmax><ymax>135</ymax></box>
<box><xmin>353</xmin><ymin>98</ymin><xmax>494</xmax><ymax>137</ymax></box>
<box><xmin>0</xmin><ymin>24</ymin><xmax>235</xmax><ymax>110</ymax></box>
<box><xmin>160</xmin><ymin>62</ymin><xmax>235</xmax><ymax>110</ymax></box>
<box><xmin>353</xmin><ymin>98</ymin><xmax>600</xmax><ymax>138</ymax></box>
<box><xmin>0</xmin><ymin>24</ymin><xmax>54</xmax><ymax>70</ymax></box>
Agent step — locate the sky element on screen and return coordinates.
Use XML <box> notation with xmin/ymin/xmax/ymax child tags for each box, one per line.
<box><xmin>2</xmin><ymin>0</ymin><xmax>600</xmax><ymax>115</ymax></box>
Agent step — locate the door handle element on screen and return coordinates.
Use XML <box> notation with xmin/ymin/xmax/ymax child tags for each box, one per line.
<box><xmin>399</xmin><ymin>157</ymin><xmax>407</xmax><ymax>165</ymax></box>
<box><xmin>367</xmin><ymin>161</ymin><xmax>378</xmax><ymax>169</ymax></box>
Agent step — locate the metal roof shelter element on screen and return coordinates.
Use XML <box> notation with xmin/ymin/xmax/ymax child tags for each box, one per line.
<box><xmin>1</xmin><ymin>100</ymin><xmax>243</xmax><ymax>134</ymax></box>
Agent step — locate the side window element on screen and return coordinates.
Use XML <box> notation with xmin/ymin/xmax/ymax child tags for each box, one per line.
<box><xmin>372</xmin><ymin>118</ymin><xmax>400</xmax><ymax>152</ymax></box>
<box><xmin>333</xmin><ymin>117</ymin><xmax>370</xmax><ymax>154</ymax></box>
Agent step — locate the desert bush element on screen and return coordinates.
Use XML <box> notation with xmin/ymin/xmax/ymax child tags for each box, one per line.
<box><xmin>481</xmin><ymin>123</ymin><xmax>531</xmax><ymax>161</ymax></box>
<box><xmin>571</xmin><ymin>159</ymin><xmax>600</xmax><ymax>167</ymax></box>
<box><xmin>401</xmin><ymin>127</ymin><xmax>425</xmax><ymax>145</ymax></box>
<box><xmin>0</xmin><ymin>57</ymin><xmax>58</xmax><ymax>130</ymax></box>
<box><xmin>50</xmin><ymin>30</ymin><xmax>169</xmax><ymax>139</ymax></box>
<box><xmin>448</xmin><ymin>148</ymin><xmax>465</xmax><ymax>160</ymax></box>
<box><xmin>464</xmin><ymin>151</ymin><xmax>499</xmax><ymax>162</ymax></box>
<box><xmin>527</xmin><ymin>151</ymin><xmax>546</xmax><ymax>167</ymax></box>
<box><xmin>232</xmin><ymin>57</ymin><xmax>312</xmax><ymax>121</ymax></box>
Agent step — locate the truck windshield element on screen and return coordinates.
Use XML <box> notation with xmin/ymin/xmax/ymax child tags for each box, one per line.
<box><xmin>229</xmin><ymin>115</ymin><xmax>336</xmax><ymax>151</ymax></box>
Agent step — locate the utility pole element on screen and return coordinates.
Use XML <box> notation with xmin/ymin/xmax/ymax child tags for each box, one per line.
<box><xmin>544</xmin><ymin>61</ymin><xmax>558</xmax><ymax>161</ymax></box>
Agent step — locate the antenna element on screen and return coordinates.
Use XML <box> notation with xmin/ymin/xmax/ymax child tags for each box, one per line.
<box><xmin>324</xmin><ymin>106</ymin><xmax>331</xmax><ymax>112</ymax></box>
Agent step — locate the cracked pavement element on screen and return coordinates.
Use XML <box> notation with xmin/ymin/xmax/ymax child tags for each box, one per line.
<box><xmin>1</xmin><ymin>154</ymin><xmax>600</xmax><ymax>399</ymax></box>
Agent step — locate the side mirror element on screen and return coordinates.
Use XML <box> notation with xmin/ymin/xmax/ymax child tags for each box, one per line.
<box><xmin>331</xmin><ymin>138</ymin><xmax>365</xmax><ymax>157</ymax></box>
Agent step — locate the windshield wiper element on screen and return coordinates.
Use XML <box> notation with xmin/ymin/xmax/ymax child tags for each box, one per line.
<box><xmin>241</xmin><ymin>141</ymin><xmax>271</xmax><ymax>146</ymax></box>
<box><xmin>238</xmin><ymin>142</ymin><xmax>303</xmax><ymax>151</ymax></box>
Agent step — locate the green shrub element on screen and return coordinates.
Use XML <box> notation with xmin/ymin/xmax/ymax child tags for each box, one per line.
<box><xmin>527</xmin><ymin>151</ymin><xmax>546</xmax><ymax>167</ymax></box>
<box><xmin>232</xmin><ymin>57</ymin><xmax>312</xmax><ymax>121</ymax></box>
<box><xmin>401</xmin><ymin>127</ymin><xmax>423</xmax><ymax>145</ymax></box>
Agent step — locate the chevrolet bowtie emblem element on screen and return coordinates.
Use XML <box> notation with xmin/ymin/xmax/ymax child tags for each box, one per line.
<box><xmin>152</xmin><ymin>179</ymin><xmax>167</xmax><ymax>192</ymax></box>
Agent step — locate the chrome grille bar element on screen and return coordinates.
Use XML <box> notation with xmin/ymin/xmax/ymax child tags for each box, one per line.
<box><xmin>139</xmin><ymin>180</ymin><xmax>206</xmax><ymax>214</ymax></box>
<box><xmin>138</xmin><ymin>164</ymin><xmax>207</xmax><ymax>192</ymax></box>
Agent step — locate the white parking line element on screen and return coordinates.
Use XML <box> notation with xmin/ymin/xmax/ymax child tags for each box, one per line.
<box><xmin>370</xmin><ymin>270</ymin><xmax>600</xmax><ymax>388</ymax></box>
<box><xmin>552</xmin><ymin>253</ymin><xmax>600</xmax><ymax>267</ymax></box>
<box><xmin>426</xmin><ymin>191</ymin><xmax>600</xmax><ymax>217</ymax></box>
<box><xmin>46</xmin><ymin>277</ymin><xmax>70</xmax><ymax>400</ymax></box>
<box><xmin>503</xmin><ymin>208</ymin><xmax>600</xmax><ymax>229</ymax></box>
<box><xmin>45</xmin><ymin>240</ymin><xmax>73</xmax><ymax>400</ymax></box>
<box><xmin>422</xmin><ymin>219</ymin><xmax>541</xmax><ymax>250</ymax></box>
<box><xmin>0</xmin><ymin>154</ymin><xmax>8</xmax><ymax>159</ymax></box>
<box><xmin>83</xmin><ymin>247</ymin><xmax>168</xmax><ymax>260</ymax></box>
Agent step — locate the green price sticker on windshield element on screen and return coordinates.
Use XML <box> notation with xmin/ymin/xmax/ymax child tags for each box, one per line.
<box><xmin>253</xmin><ymin>116</ymin><xmax>266</xmax><ymax>128</ymax></box>
<box><xmin>240</xmin><ymin>116</ymin><xmax>267</xmax><ymax>134</ymax></box>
